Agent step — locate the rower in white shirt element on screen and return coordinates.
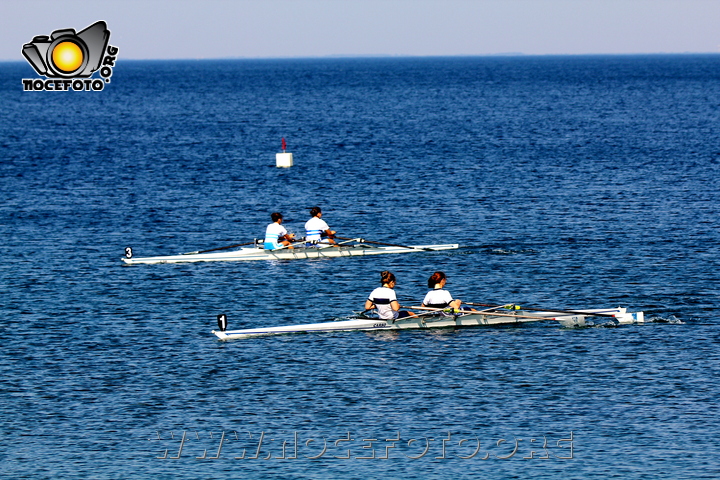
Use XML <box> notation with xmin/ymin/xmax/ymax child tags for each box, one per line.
<box><xmin>263</xmin><ymin>212</ymin><xmax>295</xmax><ymax>250</ymax></box>
<box><xmin>304</xmin><ymin>206</ymin><xmax>337</xmax><ymax>245</ymax></box>
<box><xmin>422</xmin><ymin>271</ymin><xmax>463</xmax><ymax>310</ymax></box>
<box><xmin>365</xmin><ymin>271</ymin><xmax>416</xmax><ymax>321</ymax></box>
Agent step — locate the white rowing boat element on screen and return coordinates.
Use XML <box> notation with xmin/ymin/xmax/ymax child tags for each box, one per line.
<box><xmin>212</xmin><ymin>307</ymin><xmax>645</xmax><ymax>340</ymax></box>
<box><xmin>121</xmin><ymin>238</ymin><xmax>458</xmax><ymax>265</ymax></box>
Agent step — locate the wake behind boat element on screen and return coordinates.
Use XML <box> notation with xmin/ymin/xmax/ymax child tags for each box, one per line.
<box><xmin>121</xmin><ymin>237</ymin><xmax>459</xmax><ymax>265</ymax></box>
<box><xmin>212</xmin><ymin>306</ymin><xmax>645</xmax><ymax>340</ymax></box>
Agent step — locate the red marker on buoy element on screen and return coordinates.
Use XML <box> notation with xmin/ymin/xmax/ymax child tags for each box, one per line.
<box><xmin>276</xmin><ymin>137</ymin><xmax>293</xmax><ymax>167</ymax></box>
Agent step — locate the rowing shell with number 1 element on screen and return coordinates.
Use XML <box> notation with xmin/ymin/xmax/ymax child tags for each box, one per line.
<box><xmin>121</xmin><ymin>240</ymin><xmax>459</xmax><ymax>265</ymax></box>
<box><xmin>212</xmin><ymin>307</ymin><xmax>645</xmax><ymax>340</ymax></box>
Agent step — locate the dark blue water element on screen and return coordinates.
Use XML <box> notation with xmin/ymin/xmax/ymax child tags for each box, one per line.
<box><xmin>2</xmin><ymin>55</ymin><xmax>719</xmax><ymax>479</ymax></box>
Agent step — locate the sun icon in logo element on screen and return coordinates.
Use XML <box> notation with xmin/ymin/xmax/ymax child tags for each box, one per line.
<box><xmin>51</xmin><ymin>41</ymin><xmax>85</xmax><ymax>73</ymax></box>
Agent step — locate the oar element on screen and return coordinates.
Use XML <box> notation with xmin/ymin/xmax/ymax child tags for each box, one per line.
<box><xmin>334</xmin><ymin>236</ymin><xmax>435</xmax><ymax>251</ymax></box>
<box><xmin>406</xmin><ymin>302</ymin><xmax>513</xmax><ymax>314</ymax></box>
<box><xmin>513</xmin><ymin>304</ymin><xmax>624</xmax><ymax>318</ymax></box>
<box><xmin>408</xmin><ymin>305</ymin><xmax>561</xmax><ymax>321</ymax></box>
<box><xmin>351</xmin><ymin>308</ymin><xmax>376</xmax><ymax>318</ymax></box>
<box><xmin>183</xmin><ymin>241</ymin><xmax>257</xmax><ymax>255</ymax></box>
<box><xmin>464</xmin><ymin>302</ymin><xmax>520</xmax><ymax>311</ymax></box>
<box><xmin>464</xmin><ymin>302</ymin><xmax>621</xmax><ymax>318</ymax></box>
<box><xmin>270</xmin><ymin>237</ymin><xmax>358</xmax><ymax>252</ymax></box>
<box><xmin>459</xmin><ymin>303</ymin><xmax>517</xmax><ymax>314</ymax></box>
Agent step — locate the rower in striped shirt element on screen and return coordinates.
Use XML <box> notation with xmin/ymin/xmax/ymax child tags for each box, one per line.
<box><xmin>263</xmin><ymin>212</ymin><xmax>295</xmax><ymax>250</ymax></box>
<box><xmin>422</xmin><ymin>271</ymin><xmax>463</xmax><ymax>310</ymax></box>
<box><xmin>304</xmin><ymin>206</ymin><xmax>337</xmax><ymax>245</ymax></box>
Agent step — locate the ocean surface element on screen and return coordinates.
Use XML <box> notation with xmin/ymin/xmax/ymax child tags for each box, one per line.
<box><xmin>1</xmin><ymin>55</ymin><xmax>719</xmax><ymax>479</ymax></box>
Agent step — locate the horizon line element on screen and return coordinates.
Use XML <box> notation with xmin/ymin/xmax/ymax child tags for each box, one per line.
<box><xmin>2</xmin><ymin>51</ymin><xmax>719</xmax><ymax>63</ymax></box>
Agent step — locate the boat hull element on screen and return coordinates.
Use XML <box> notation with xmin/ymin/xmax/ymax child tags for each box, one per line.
<box><xmin>122</xmin><ymin>243</ymin><xmax>459</xmax><ymax>265</ymax></box>
<box><xmin>212</xmin><ymin>308</ymin><xmax>644</xmax><ymax>340</ymax></box>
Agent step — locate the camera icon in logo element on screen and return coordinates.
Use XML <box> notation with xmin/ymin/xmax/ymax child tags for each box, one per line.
<box><xmin>22</xmin><ymin>21</ymin><xmax>109</xmax><ymax>78</ymax></box>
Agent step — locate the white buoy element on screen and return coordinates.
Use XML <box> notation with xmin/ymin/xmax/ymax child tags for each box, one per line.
<box><xmin>276</xmin><ymin>152</ymin><xmax>293</xmax><ymax>167</ymax></box>
<box><xmin>276</xmin><ymin>137</ymin><xmax>293</xmax><ymax>167</ymax></box>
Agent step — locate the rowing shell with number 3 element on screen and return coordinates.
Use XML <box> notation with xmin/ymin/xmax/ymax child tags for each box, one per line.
<box><xmin>121</xmin><ymin>240</ymin><xmax>459</xmax><ymax>265</ymax></box>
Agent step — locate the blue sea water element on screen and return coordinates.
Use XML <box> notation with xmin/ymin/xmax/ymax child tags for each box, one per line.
<box><xmin>1</xmin><ymin>55</ymin><xmax>720</xmax><ymax>479</ymax></box>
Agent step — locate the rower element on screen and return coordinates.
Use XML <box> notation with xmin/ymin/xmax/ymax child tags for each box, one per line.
<box><xmin>304</xmin><ymin>206</ymin><xmax>337</xmax><ymax>246</ymax></box>
<box><xmin>365</xmin><ymin>271</ymin><xmax>416</xmax><ymax>321</ymax></box>
<box><xmin>422</xmin><ymin>271</ymin><xmax>464</xmax><ymax>311</ymax></box>
<box><xmin>263</xmin><ymin>212</ymin><xmax>295</xmax><ymax>250</ymax></box>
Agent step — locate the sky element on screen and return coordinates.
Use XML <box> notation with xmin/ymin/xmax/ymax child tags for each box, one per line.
<box><xmin>2</xmin><ymin>0</ymin><xmax>720</xmax><ymax>61</ymax></box>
